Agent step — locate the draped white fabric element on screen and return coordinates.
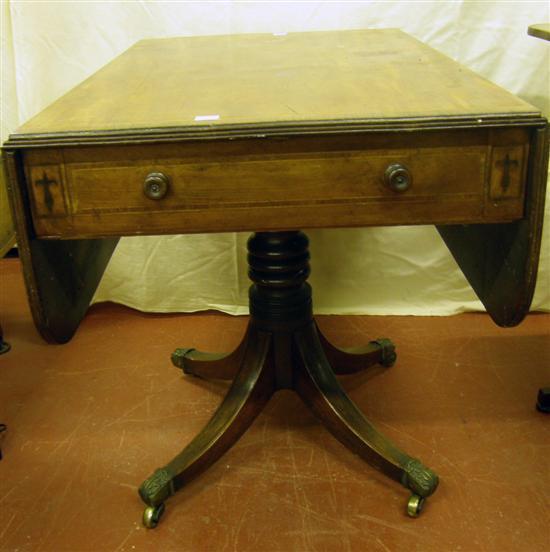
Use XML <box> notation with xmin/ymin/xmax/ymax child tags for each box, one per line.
<box><xmin>2</xmin><ymin>1</ymin><xmax>549</xmax><ymax>315</ymax></box>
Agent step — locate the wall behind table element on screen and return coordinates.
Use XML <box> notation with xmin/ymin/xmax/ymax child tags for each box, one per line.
<box><xmin>3</xmin><ymin>1</ymin><xmax>549</xmax><ymax>315</ymax></box>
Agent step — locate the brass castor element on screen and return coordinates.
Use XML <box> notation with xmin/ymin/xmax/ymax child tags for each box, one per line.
<box><xmin>406</xmin><ymin>494</ymin><xmax>425</xmax><ymax>517</ymax></box>
<box><xmin>142</xmin><ymin>503</ymin><xmax>165</xmax><ymax>528</ymax></box>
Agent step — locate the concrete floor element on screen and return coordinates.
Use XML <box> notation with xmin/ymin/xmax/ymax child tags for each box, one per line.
<box><xmin>0</xmin><ymin>257</ymin><xmax>549</xmax><ymax>551</ymax></box>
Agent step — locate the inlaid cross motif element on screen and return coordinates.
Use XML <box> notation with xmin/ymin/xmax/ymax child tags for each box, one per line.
<box><xmin>496</xmin><ymin>153</ymin><xmax>519</xmax><ymax>193</ymax></box>
<box><xmin>35</xmin><ymin>170</ymin><xmax>58</xmax><ymax>213</ymax></box>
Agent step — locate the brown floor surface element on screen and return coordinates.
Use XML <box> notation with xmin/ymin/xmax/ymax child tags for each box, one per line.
<box><xmin>0</xmin><ymin>257</ymin><xmax>549</xmax><ymax>552</ymax></box>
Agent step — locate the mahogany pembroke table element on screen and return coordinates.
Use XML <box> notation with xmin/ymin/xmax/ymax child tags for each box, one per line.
<box><xmin>3</xmin><ymin>30</ymin><xmax>548</xmax><ymax>527</ymax></box>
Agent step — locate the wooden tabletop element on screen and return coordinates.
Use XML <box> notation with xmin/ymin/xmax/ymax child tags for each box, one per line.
<box><xmin>528</xmin><ymin>23</ymin><xmax>550</xmax><ymax>41</ymax></box>
<box><xmin>8</xmin><ymin>29</ymin><xmax>541</xmax><ymax>146</ymax></box>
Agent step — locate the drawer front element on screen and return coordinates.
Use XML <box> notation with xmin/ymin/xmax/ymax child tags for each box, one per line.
<box><xmin>24</xmin><ymin>130</ymin><xmax>528</xmax><ymax>238</ymax></box>
<box><xmin>67</xmin><ymin>148</ymin><xmax>485</xmax><ymax>211</ymax></box>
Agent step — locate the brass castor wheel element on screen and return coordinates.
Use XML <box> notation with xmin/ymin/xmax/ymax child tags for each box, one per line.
<box><xmin>142</xmin><ymin>503</ymin><xmax>165</xmax><ymax>528</ymax></box>
<box><xmin>406</xmin><ymin>494</ymin><xmax>425</xmax><ymax>517</ymax></box>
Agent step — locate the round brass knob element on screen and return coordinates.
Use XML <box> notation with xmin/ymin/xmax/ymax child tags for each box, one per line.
<box><xmin>384</xmin><ymin>163</ymin><xmax>412</xmax><ymax>192</ymax></box>
<box><xmin>143</xmin><ymin>172</ymin><xmax>169</xmax><ymax>200</ymax></box>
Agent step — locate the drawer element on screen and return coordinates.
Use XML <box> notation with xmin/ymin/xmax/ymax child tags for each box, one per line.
<box><xmin>23</xmin><ymin>130</ymin><xmax>529</xmax><ymax>238</ymax></box>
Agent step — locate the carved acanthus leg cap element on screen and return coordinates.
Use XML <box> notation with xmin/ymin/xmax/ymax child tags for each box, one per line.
<box><xmin>370</xmin><ymin>338</ymin><xmax>397</xmax><ymax>367</ymax></box>
<box><xmin>171</xmin><ymin>348</ymin><xmax>196</xmax><ymax>373</ymax></box>
<box><xmin>139</xmin><ymin>468</ymin><xmax>174</xmax><ymax>506</ymax></box>
<box><xmin>401</xmin><ymin>458</ymin><xmax>439</xmax><ymax>497</ymax></box>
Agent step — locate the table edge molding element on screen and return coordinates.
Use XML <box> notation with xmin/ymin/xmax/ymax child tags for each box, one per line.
<box><xmin>4</xmin><ymin>114</ymin><xmax>545</xmax><ymax>149</ymax></box>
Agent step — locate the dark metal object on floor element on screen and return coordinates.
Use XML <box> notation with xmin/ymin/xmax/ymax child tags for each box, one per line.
<box><xmin>0</xmin><ymin>424</ymin><xmax>7</xmax><ymax>460</ymax></box>
<box><xmin>0</xmin><ymin>323</ymin><xmax>10</xmax><ymax>354</ymax></box>
<box><xmin>536</xmin><ymin>388</ymin><xmax>550</xmax><ymax>413</ymax></box>
<box><xmin>139</xmin><ymin>231</ymin><xmax>439</xmax><ymax>527</ymax></box>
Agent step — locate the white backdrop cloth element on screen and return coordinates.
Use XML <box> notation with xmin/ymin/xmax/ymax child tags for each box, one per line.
<box><xmin>2</xmin><ymin>1</ymin><xmax>549</xmax><ymax>316</ymax></box>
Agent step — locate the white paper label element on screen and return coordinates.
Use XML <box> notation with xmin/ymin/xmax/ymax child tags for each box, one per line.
<box><xmin>194</xmin><ymin>114</ymin><xmax>220</xmax><ymax>121</ymax></box>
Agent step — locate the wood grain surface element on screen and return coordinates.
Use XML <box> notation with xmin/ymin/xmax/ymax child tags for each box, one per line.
<box><xmin>9</xmin><ymin>29</ymin><xmax>540</xmax><ymax>144</ymax></box>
